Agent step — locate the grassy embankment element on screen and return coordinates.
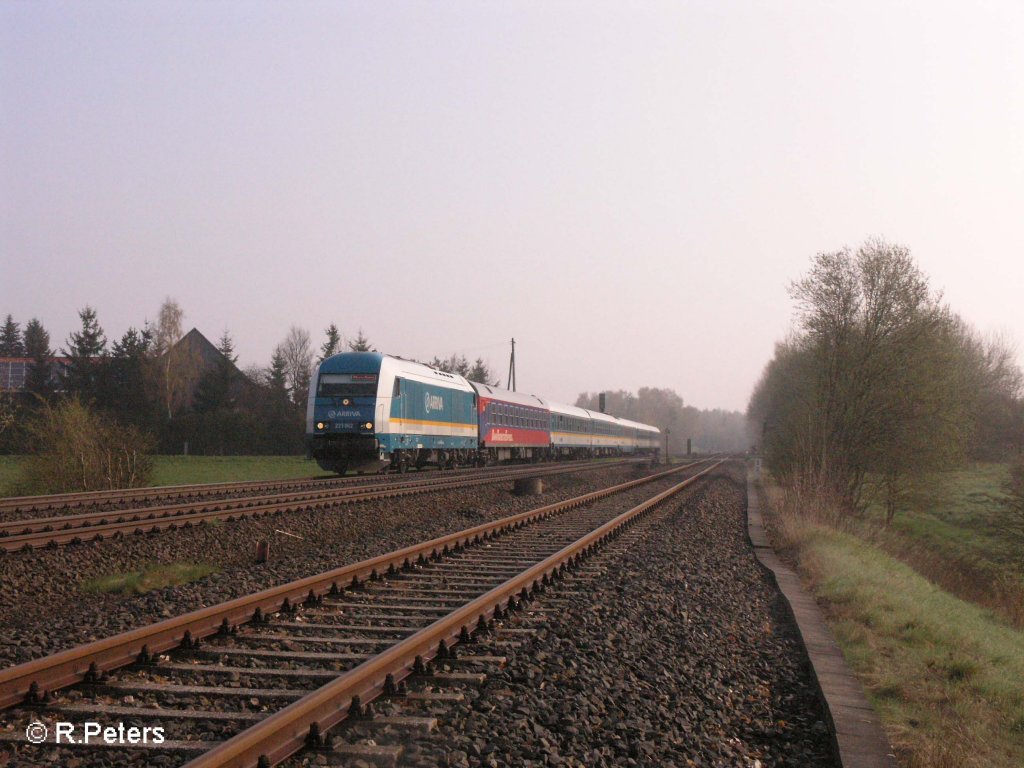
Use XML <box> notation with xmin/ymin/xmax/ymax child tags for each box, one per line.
<box><xmin>0</xmin><ymin>454</ymin><xmax>320</xmax><ymax>496</ymax></box>
<box><xmin>763</xmin><ymin>463</ymin><xmax>1024</xmax><ymax>768</ymax></box>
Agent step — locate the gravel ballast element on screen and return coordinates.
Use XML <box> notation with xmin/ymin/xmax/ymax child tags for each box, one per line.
<box><xmin>330</xmin><ymin>469</ymin><xmax>837</xmax><ymax>767</ymax></box>
<box><xmin>0</xmin><ymin>464</ymin><xmax>651</xmax><ymax>667</ymax></box>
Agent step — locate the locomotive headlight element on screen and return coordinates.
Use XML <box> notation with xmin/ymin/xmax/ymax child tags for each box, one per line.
<box><xmin>316</xmin><ymin>422</ymin><xmax>326</xmax><ymax>431</ymax></box>
<box><xmin>365</xmin><ymin>422</ymin><xmax>374</xmax><ymax>430</ymax></box>
<box><xmin>342</xmin><ymin>398</ymin><xmax>351</xmax><ymax>406</ymax></box>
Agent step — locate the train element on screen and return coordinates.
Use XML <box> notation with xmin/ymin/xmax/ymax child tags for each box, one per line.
<box><xmin>305</xmin><ymin>352</ymin><xmax>662</xmax><ymax>474</ymax></box>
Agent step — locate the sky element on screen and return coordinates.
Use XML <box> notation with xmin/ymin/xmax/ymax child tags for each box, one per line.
<box><xmin>2</xmin><ymin>1</ymin><xmax>1022</xmax><ymax>412</ymax></box>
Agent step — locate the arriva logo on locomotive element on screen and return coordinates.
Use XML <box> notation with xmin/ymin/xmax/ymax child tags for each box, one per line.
<box><xmin>424</xmin><ymin>393</ymin><xmax>444</xmax><ymax>414</ymax></box>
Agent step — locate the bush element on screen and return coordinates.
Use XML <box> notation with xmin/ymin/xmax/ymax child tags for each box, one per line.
<box><xmin>19</xmin><ymin>398</ymin><xmax>154</xmax><ymax>493</ymax></box>
<box><xmin>1008</xmin><ymin>458</ymin><xmax>1024</xmax><ymax>512</ymax></box>
<box><xmin>1005</xmin><ymin>458</ymin><xmax>1024</xmax><ymax>542</ymax></box>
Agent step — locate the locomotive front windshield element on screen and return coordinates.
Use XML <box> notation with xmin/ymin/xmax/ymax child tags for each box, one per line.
<box><xmin>317</xmin><ymin>373</ymin><xmax>378</xmax><ymax>397</ymax></box>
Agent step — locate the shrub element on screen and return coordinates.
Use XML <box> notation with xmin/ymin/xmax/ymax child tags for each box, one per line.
<box><xmin>19</xmin><ymin>398</ymin><xmax>154</xmax><ymax>493</ymax></box>
<box><xmin>1007</xmin><ymin>457</ymin><xmax>1024</xmax><ymax>516</ymax></box>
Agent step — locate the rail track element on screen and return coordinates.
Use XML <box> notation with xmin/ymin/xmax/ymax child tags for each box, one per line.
<box><xmin>0</xmin><ymin>459</ymin><xmax>636</xmax><ymax>553</ymax></box>
<box><xmin>0</xmin><ymin>458</ymin><xmax>720</xmax><ymax>767</ymax></box>
<box><xmin>0</xmin><ymin>458</ymin><xmax>627</xmax><ymax>517</ymax></box>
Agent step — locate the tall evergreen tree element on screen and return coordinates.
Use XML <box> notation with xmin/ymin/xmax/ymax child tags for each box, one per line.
<box><xmin>23</xmin><ymin>319</ymin><xmax>54</xmax><ymax>400</ymax></box>
<box><xmin>104</xmin><ymin>327</ymin><xmax>154</xmax><ymax>427</ymax></box>
<box><xmin>194</xmin><ymin>331</ymin><xmax>238</xmax><ymax>414</ymax></box>
<box><xmin>0</xmin><ymin>315</ymin><xmax>24</xmax><ymax>356</ymax></box>
<box><xmin>348</xmin><ymin>328</ymin><xmax>375</xmax><ymax>352</ymax></box>
<box><xmin>320</xmin><ymin>323</ymin><xmax>341</xmax><ymax>361</ymax></box>
<box><xmin>468</xmin><ymin>357</ymin><xmax>495</xmax><ymax>384</ymax></box>
<box><xmin>62</xmin><ymin>306</ymin><xmax>108</xmax><ymax>402</ymax></box>
<box><xmin>267</xmin><ymin>347</ymin><xmax>290</xmax><ymax>407</ymax></box>
<box><xmin>217</xmin><ymin>330</ymin><xmax>238</xmax><ymax>364</ymax></box>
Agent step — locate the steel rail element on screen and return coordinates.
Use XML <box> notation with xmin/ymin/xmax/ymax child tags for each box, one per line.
<box><xmin>0</xmin><ymin>459</ymin><xmax>713</xmax><ymax>709</ymax></box>
<box><xmin>0</xmin><ymin>460</ymin><xmax>637</xmax><ymax>552</ymax></box>
<box><xmin>0</xmin><ymin>457</ymin><xmax>619</xmax><ymax>514</ymax></box>
<box><xmin>0</xmin><ymin>459</ymin><xmax>628</xmax><ymax>539</ymax></box>
<box><xmin>185</xmin><ymin>459</ymin><xmax>723</xmax><ymax>768</ymax></box>
<box><xmin>0</xmin><ymin>475</ymin><xmax>350</xmax><ymax>514</ymax></box>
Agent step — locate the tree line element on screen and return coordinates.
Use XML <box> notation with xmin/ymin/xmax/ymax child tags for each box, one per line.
<box><xmin>0</xmin><ymin>301</ymin><xmax>503</xmax><ymax>462</ymax></box>
<box><xmin>574</xmin><ymin>388</ymin><xmax>748</xmax><ymax>454</ymax></box>
<box><xmin>747</xmin><ymin>239</ymin><xmax>1024</xmax><ymax>523</ymax></box>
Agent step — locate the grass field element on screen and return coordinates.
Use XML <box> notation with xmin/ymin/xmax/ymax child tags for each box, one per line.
<box><xmin>764</xmin><ymin>462</ymin><xmax>1024</xmax><ymax>767</ymax></box>
<box><xmin>0</xmin><ymin>455</ymin><xmax>323</xmax><ymax>496</ymax></box>
<box><xmin>0</xmin><ymin>456</ymin><xmax>21</xmax><ymax>495</ymax></box>
<box><xmin>151</xmin><ymin>455</ymin><xmax>323</xmax><ymax>486</ymax></box>
<box><xmin>857</xmin><ymin>464</ymin><xmax>1024</xmax><ymax>627</ymax></box>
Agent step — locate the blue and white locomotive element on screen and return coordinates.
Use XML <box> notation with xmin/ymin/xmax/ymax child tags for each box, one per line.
<box><xmin>306</xmin><ymin>352</ymin><xmax>661</xmax><ymax>474</ymax></box>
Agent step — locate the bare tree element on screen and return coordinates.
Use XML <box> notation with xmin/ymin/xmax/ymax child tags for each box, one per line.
<box><xmin>148</xmin><ymin>298</ymin><xmax>196</xmax><ymax>419</ymax></box>
<box><xmin>750</xmin><ymin>239</ymin><xmax>989</xmax><ymax>523</ymax></box>
<box><xmin>279</xmin><ymin>326</ymin><xmax>313</xmax><ymax>407</ymax></box>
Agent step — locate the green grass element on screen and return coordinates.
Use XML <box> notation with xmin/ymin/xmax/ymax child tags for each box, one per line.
<box><xmin>82</xmin><ymin>562</ymin><xmax>219</xmax><ymax>595</ymax></box>
<box><xmin>793</xmin><ymin>522</ymin><xmax>1024</xmax><ymax>767</ymax></box>
<box><xmin>857</xmin><ymin>463</ymin><xmax>1024</xmax><ymax>626</ymax></box>
<box><xmin>0</xmin><ymin>455</ymin><xmax>22</xmax><ymax>495</ymax></box>
<box><xmin>151</xmin><ymin>455</ymin><xmax>321</xmax><ymax>486</ymax></box>
<box><xmin>875</xmin><ymin>464</ymin><xmax>1019</xmax><ymax>569</ymax></box>
<box><xmin>0</xmin><ymin>454</ymin><xmax>322</xmax><ymax>496</ymax></box>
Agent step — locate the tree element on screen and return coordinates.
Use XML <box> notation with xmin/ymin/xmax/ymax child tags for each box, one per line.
<box><xmin>104</xmin><ymin>327</ymin><xmax>155</xmax><ymax>428</ymax></box>
<box><xmin>749</xmin><ymin>239</ymin><xmax>982</xmax><ymax>523</ymax></box>
<box><xmin>23</xmin><ymin>319</ymin><xmax>54</xmax><ymax>400</ymax></box>
<box><xmin>320</xmin><ymin>323</ymin><xmax>341</xmax><ymax>361</ymax></box>
<box><xmin>217</xmin><ymin>330</ymin><xmax>238</xmax><ymax>365</ymax></box>
<box><xmin>348</xmin><ymin>328</ymin><xmax>375</xmax><ymax>352</ymax></box>
<box><xmin>0</xmin><ymin>315</ymin><xmax>23</xmax><ymax>356</ymax></box>
<box><xmin>267</xmin><ymin>347</ymin><xmax>291</xmax><ymax>405</ymax></box>
<box><xmin>194</xmin><ymin>331</ymin><xmax>238</xmax><ymax>414</ymax></box>
<box><xmin>430</xmin><ymin>354</ymin><xmax>470</xmax><ymax>376</ymax></box>
<box><xmin>467</xmin><ymin>357</ymin><xmax>495</xmax><ymax>384</ymax></box>
<box><xmin>149</xmin><ymin>298</ymin><xmax>192</xmax><ymax>419</ymax></box>
<box><xmin>279</xmin><ymin>327</ymin><xmax>313</xmax><ymax>408</ymax></box>
<box><xmin>956</xmin><ymin>328</ymin><xmax>1023</xmax><ymax>458</ymax></box>
<box><xmin>258</xmin><ymin>345</ymin><xmax>304</xmax><ymax>452</ymax></box>
<box><xmin>62</xmin><ymin>306</ymin><xmax>108</xmax><ymax>403</ymax></box>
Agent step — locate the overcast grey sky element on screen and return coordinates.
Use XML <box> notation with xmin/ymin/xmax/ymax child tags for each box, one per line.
<box><xmin>2</xmin><ymin>1</ymin><xmax>1022</xmax><ymax>412</ymax></box>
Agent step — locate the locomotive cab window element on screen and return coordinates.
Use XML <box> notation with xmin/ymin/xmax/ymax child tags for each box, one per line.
<box><xmin>318</xmin><ymin>373</ymin><xmax>378</xmax><ymax>397</ymax></box>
